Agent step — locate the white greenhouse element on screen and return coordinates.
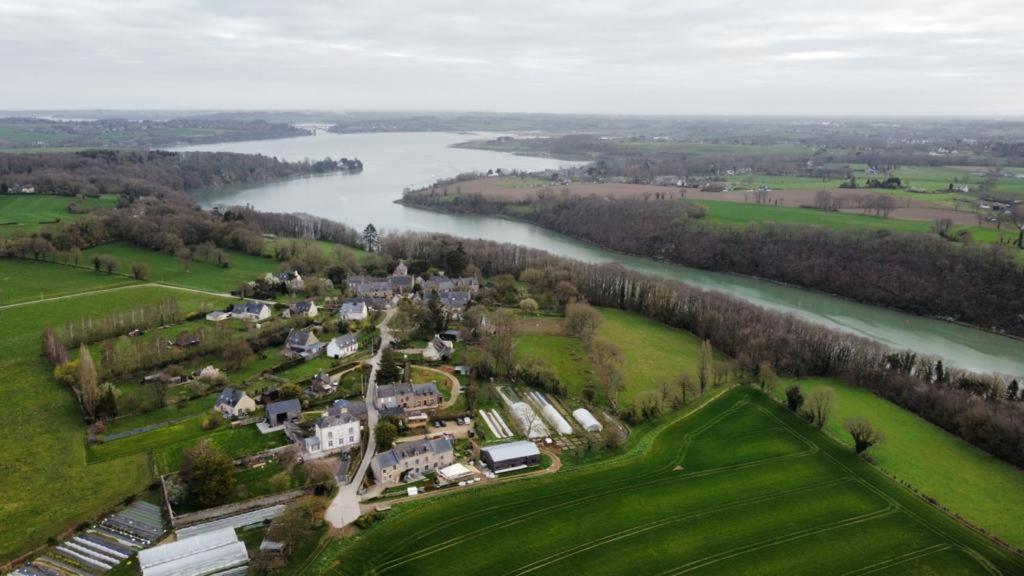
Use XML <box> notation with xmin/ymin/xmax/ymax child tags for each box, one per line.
<box><xmin>138</xmin><ymin>527</ymin><xmax>248</xmax><ymax>576</ymax></box>
<box><xmin>573</xmin><ymin>408</ymin><xmax>603</xmax><ymax>432</ymax></box>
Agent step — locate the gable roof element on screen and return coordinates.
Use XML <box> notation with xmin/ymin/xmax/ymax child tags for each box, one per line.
<box><xmin>216</xmin><ymin>387</ymin><xmax>246</xmax><ymax>407</ymax></box>
<box><xmin>290</xmin><ymin>300</ymin><xmax>315</xmax><ymax>313</ymax></box>
<box><xmin>331</xmin><ymin>333</ymin><xmax>358</xmax><ymax>348</ymax></box>
<box><xmin>330</xmin><ymin>398</ymin><xmax>368</xmax><ymax>419</ymax></box>
<box><xmin>482</xmin><ymin>440</ymin><xmax>541</xmax><ymax>462</ymax></box>
<box><xmin>267</xmin><ymin>399</ymin><xmax>301</xmax><ymax>418</ymax></box>
<box><xmin>377</xmin><ymin>382</ymin><xmax>441</xmax><ymax>398</ymax></box>
<box><xmin>374</xmin><ymin>437</ymin><xmax>453</xmax><ymax>469</ymax></box>
<box><xmin>286</xmin><ymin>330</ymin><xmax>320</xmax><ymax>347</ymax></box>
<box><xmin>231</xmin><ymin>301</ymin><xmax>270</xmax><ymax>315</ymax></box>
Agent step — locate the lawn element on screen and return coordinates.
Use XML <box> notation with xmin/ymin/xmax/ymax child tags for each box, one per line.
<box><xmin>301</xmin><ymin>387</ymin><xmax>1024</xmax><ymax>575</ymax></box>
<box><xmin>515</xmin><ymin>334</ymin><xmax>590</xmax><ymax>397</ymax></box>
<box><xmin>0</xmin><ymin>258</ymin><xmax>138</xmax><ymax>305</ymax></box>
<box><xmin>596</xmin><ymin>308</ymin><xmax>725</xmax><ymax>405</ymax></box>
<box><xmin>0</xmin><ymin>285</ymin><xmax>232</xmax><ymax>563</ymax></box>
<box><xmin>775</xmin><ymin>377</ymin><xmax>1024</xmax><ymax>549</ymax></box>
<box><xmin>0</xmin><ymin>194</ymin><xmax>117</xmax><ymax>234</ymax></box>
<box><xmin>80</xmin><ymin>241</ymin><xmax>278</xmax><ymax>292</ymax></box>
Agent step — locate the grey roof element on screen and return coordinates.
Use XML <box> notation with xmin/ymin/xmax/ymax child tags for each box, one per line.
<box><xmin>482</xmin><ymin>440</ymin><xmax>541</xmax><ymax>462</ymax></box>
<box><xmin>266</xmin><ymin>399</ymin><xmax>301</xmax><ymax>418</ymax></box>
<box><xmin>286</xmin><ymin>330</ymin><xmax>319</xmax><ymax>347</ymax></box>
<box><xmin>389</xmin><ymin>275</ymin><xmax>414</xmax><ymax>288</ymax></box>
<box><xmin>331</xmin><ymin>333</ymin><xmax>358</xmax><ymax>348</ymax></box>
<box><xmin>317</xmin><ymin>410</ymin><xmax>356</xmax><ymax>428</ymax></box>
<box><xmin>290</xmin><ymin>300</ymin><xmax>315</xmax><ymax>313</ymax></box>
<box><xmin>438</xmin><ymin>291</ymin><xmax>471</xmax><ymax>309</ymax></box>
<box><xmin>340</xmin><ymin>300</ymin><xmax>367</xmax><ymax>314</ymax></box>
<box><xmin>355</xmin><ymin>280</ymin><xmax>392</xmax><ymax>294</ymax></box>
<box><xmin>216</xmin><ymin>387</ymin><xmax>245</xmax><ymax>406</ymax></box>
<box><xmin>374</xmin><ymin>437</ymin><xmax>453</xmax><ymax>469</ymax></box>
<box><xmin>377</xmin><ymin>382</ymin><xmax>441</xmax><ymax>398</ymax></box>
<box><xmin>330</xmin><ymin>399</ymin><xmax>368</xmax><ymax>419</ymax></box>
<box><xmin>231</xmin><ymin>301</ymin><xmax>269</xmax><ymax>315</ymax></box>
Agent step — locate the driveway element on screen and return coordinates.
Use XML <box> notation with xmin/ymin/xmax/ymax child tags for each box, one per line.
<box><xmin>324</xmin><ymin>307</ymin><xmax>396</xmax><ymax>528</ymax></box>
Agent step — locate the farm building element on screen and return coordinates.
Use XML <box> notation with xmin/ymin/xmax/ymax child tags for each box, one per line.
<box><xmin>266</xmin><ymin>399</ymin><xmax>301</xmax><ymax>427</ymax></box>
<box><xmin>573</xmin><ymin>408</ymin><xmax>603</xmax><ymax>432</ymax></box>
<box><xmin>437</xmin><ymin>462</ymin><xmax>480</xmax><ymax>484</ymax></box>
<box><xmin>205</xmin><ymin>310</ymin><xmax>231</xmax><ymax>322</ymax></box>
<box><xmin>481</xmin><ymin>440</ymin><xmax>541</xmax><ymax>473</ymax></box>
<box><xmin>138</xmin><ymin>527</ymin><xmax>248</xmax><ymax>576</ymax></box>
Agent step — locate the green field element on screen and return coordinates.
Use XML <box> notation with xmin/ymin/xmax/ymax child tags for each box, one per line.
<box><xmin>515</xmin><ymin>334</ymin><xmax>591</xmax><ymax>396</ymax></box>
<box><xmin>0</xmin><ymin>283</ymin><xmax>232</xmax><ymax>563</ymax></box>
<box><xmin>0</xmin><ymin>258</ymin><xmax>139</xmax><ymax>305</ymax></box>
<box><xmin>0</xmin><ymin>194</ymin><xmax>118</xmax><ymax>234</ymax></box>
<box><xmin>80</xmin><ymin>241</ymin><xmax>278</xmax><ymax>292</ymax></box>
<box><xmin>776</xmin><ymin>378</ymin><xmax>1024</xmax><ymax>549</ymax></box>
<box><xmin>303</xmin><ymin>387</ymin><xmax>1024</xmax><ymax>575</ymax></box>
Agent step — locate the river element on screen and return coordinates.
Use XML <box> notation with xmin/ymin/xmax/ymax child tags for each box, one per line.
<box><xmin>176</xmin><ymin>132</ymin><xmax>1024</xmax><ymax>377</ymax></box>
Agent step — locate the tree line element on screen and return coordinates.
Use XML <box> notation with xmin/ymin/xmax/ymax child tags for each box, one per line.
<box><xmin>400</xmin><ymin>193</ymin><xmax>1024</xmax><ymax>338</ymax></box>
<box><xmin>381</xmin><ymin>231</ymin><xmax>1024</xmax><ymax>468</ymax></box>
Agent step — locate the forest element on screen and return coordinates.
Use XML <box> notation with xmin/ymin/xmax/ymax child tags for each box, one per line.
<box><xmin>0</xmin><ymin>149</ymin><xmax>358</xmax><ymax>201</ymax></box>
<box><xmin>400</xmin><ymin>192</ymin><xmax>1024</xmax><ymax>338</ymax></box>
<box><xmin>382</xmin><ymin>231</ymin><xmax>1024</xmax><ymax>469</ymax></box>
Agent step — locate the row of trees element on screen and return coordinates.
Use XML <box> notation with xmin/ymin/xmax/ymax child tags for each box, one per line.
<box><xmin>381</xmin><ymin>231</ymin><xmax>1024</xmax><ymax>468</ymax></box>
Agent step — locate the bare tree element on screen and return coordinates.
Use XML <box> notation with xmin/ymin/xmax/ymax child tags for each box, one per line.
<box><xmin>844</xmin><ymin>417</ymin><xmax>885</xmax><ymax>454</ymax></box>
<box><xmin>803</xmin><ymin>386</ymin><xmax>837</xmax><ymax>429</ymax></box>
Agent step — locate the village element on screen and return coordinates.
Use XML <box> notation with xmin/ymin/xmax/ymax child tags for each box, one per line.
<box><xmin>13</xmin><ymin>257</ymin><xmax>624</xmax><ymax>576</ymax></box>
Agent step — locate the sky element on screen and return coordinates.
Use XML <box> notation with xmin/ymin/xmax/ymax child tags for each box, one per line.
<box><xmin>1</xmin><ymin>0</ymin><xmax>1022</xmax><ymax>116</ymax></box>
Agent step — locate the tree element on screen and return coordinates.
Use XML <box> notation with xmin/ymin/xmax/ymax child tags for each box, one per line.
<box><xmin>41</xmin><ymin>326</ymin><xmax>68</xmax><ymax>365</ymax></box>
<box><xmin>758</xmin><ymin>361</ymin><xmax>778</xmax><ymax>393</ymax></box>
<box><xmin>279</xmin><ymin>382</ymin><xmax>303</xmax><ymax>400</ymax></box>
<box><xmin>803</xmin><ymin>386</ymin><xmax>836</xmax><ymax>429</ymax></box>
<box><xmin>698</xmin><ymin>339</ymin><xmax>713</xmax><ymax>393</ymax></box>
<box><xmin>844</xmin><ymin>417</ymin><xmax>885</xmax><ymax>454</ymax></box>
<box><xmin>97</xmin><ymin>382</ymin><xmax>121</xmax><ymax>418</ymax></box>
<box><xmin>481</xmin><ymin>309</ymin><xmax>516</xmax><ymax>376</ymax></box>
<box><xmin>445</xmin><ymin>243</ymin><xmax>469</xmax><ymax>277</ymax></box>
<box><xmin>130</xmin><ymin>262</ymin><xmax>150</xmax><ymax>280</ymax></box>
<box><xmin>77</xmin><ymin>344</ymin><xmax>100</xmax><ymax>419</ymax></box>
<box><xmin>519</xmin><ymin>298</ymin><xmax>539</xmax><ymax>315</ymax></box>
<box><xmin>785</xmin><ymin>385</ymin><xmax>804</xmax><ymax>412</ymax></box>
<box><xmin>179</xmin><ymin>439</ymin><xmax>235</xmax><ymax>507</ymax></box>
<box><xmin>563</xmin><ymin>302</ymin><xmax>602</xmax><ymax>345</ymax></box>
<box><xmin>376</xmin><ymin>348</ymin><xmax>403</xmax><ymax>385</ymax></box>
<box><xmin>590</xmin><ymin>338</ymin><xmax>624</xmax><ymax>409</ymax></box>
<box><xmin>553</xmin><ymin>281</ymin><xmax>579</xmax><ymax>308</ymax></box>
<box><xmin>375</xmin><ymin>419</ymin><xmax>398</xmax><ymax>451</ymax></box>
<box><xmin>1009</xmin><ymin>380</ymin><xmax>1021</xmax><ymax>401</ymax></box>
<box><xmin>362</xmin><ymin>223</ymin><xmax>379</xmax><ymax>252</ymax></box>
<box><xmin>675</xmin><ymin>372</ymin><xmax>699</xmax><ymax>405</ymax></box>
<box><xmin>222</xmin><ymin>339</ymin><xmax>254</xmax><ymax>371</ymax></box>
<box><xmin>102</xmin><ymin>255</ymin><xmax>120</xmax><ymax>274</ymax></box>
<box><xmin>91</xmin><ymin>255</ymin><xmax>102</xmax><ymax>271</ymax></box>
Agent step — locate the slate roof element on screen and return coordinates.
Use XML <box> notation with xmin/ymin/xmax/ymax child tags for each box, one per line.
<box><xmin>316</xmin><ymin>410</ymin><xmax>357</xmax><ymax>428</ymax></box>
<box><xmin>216</xmin><ymin>387</ymin><xmax>245</xmax><ymax>406</ymax></box>
<box><xmin>377</xmin><ymin>382</ymin><xmax>441</xmax><ymax>398</ymax></box>
<box><xmin>231</xmin><ymin>301</ymin><xmax>269</xmax><ymax>315</ymax></box>
<box><xmin>331</xmin><ymin>333</ymin><xmax>358</xmax><ymax>348</ymax></box>
<box><xmin>438</xmin><ymin>291</ymin><xmax>471</xmax><ymax>309</ymax></box>
<box><xmin>286</xmin><ymin>330</ymin><xmax>319</xmax><ymax>348</ymax></box>
<box><xmin>266</xmin><ymin>399</ymin><xmax>301</xmax><ymax>418</ymax></box>
<box><xmin>330</xmin><ymin>399</ymin><xmax>368</xmax><ymax>420</ymax></box>
<box><xmin>290</xmin><ymin>300</ymin><xmax>315</xmax><ymax>314</ymax></box>
<box><xmin>374</xmin><ymin>437</ymin><xmax>453</xmax><ymax>469</ymax></box>
<box><xmin>340</xmin><ymin>299</ymin><xmax>367</xmax><ymax>315</ymax></box>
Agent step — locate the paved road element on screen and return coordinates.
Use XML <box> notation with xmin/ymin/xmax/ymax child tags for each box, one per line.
<box><xmin>325</xmin><ymin>307</ymin><xmax>396</xmax><ymax>528</ymax></box>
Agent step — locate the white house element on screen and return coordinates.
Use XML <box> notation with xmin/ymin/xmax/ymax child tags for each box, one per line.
<box><xmin>339</xmin><ymin>299</ymin><xmax>369</xmax><ymax>322</ymax></box>
<box><xmin>326</xmin><ymin>333</ymin><xmax>359</xmax><ymax>359</ymax></box>
<box><xmin>304</xmin><ymin>411</ymin><xmax>361</xmax><ymax>455</ymax></box>
<box><xmin>214</xmin><ymin>387</ymin><xmax>256</xmax><ymax>419</ymax></box>
<box><xmin>230</xmin><ymin>301</ymin><xmax>272</xmax><ymax>322</ymax></box>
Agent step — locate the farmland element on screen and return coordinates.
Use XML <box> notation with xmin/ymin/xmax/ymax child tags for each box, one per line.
<box><xmin>776</xmin><ymin>378</ymin><xmax>1024</xmax><ymax>549</ymax></box>
<box><xmin>80</xmin><ymin>241</ymin><xmax>278</xmax><ymax>292</ymax></box>
<box><xmin>0</xmin><ymin>282</ymin><xmax>232</xmax><ymax>563</ymax></box>
<box><xmin>0</xmin><ymin>258</ymin><xmax>138</xmax><ymax>305</ymax></box>
<box><xmin>304</xmin><ymin>387</ymin><xmax>1024</xmax><ymax>575</ymax></box>
<box><xmin>0</xmin><ymin>194</ymin><xmax>117</xmax><ymax>234</ymax></box>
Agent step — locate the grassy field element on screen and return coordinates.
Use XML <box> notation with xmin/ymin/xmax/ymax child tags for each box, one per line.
<box><xmin>302</xmin><ymin>387</ymin><xmax>1024</xmax><ymax>575</ymax></box>
<box><xmin>0</xmin><ymin>258</ymin><xmax>138</xmax><ymax>305</ymax></box>
<box><xmin>512</xmin><ymin>309</ymin><xmax>724</xmax><ymax>406</ymax></box>
<box><xmin>0</xmin><ymin>284</ymin><xmax>233</xmax><ymax>563</ymax></box>
<box><xmin>79</xmin><ymin>241</ymin><xmax>278</xmax><ymax>292</ymax></box>
<box><xmin>0</xmin><ymin>194</ymin><xmax>118</xmax><ymax>234</ymax></box>
<box><xmin>775</xmin><ymin>377</ymin><xmax>1024</xmax><ymax>549</ymax></box>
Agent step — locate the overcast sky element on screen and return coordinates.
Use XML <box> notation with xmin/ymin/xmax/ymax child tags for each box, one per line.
<box><xmin>1</xmin><ymin>0</ymin><xmax>1022</xmax><ymax>116</ymax></box>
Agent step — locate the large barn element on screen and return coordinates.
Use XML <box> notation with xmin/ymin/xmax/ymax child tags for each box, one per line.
<box><xmin>481</xmin><ymin>440</ymin><xmax>541</xmax><ymax>473</ymax></box>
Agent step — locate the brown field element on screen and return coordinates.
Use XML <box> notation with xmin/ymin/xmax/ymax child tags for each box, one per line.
<box><xmin>439</xmin><ymin>178</ymin><xmax>974</xmax><ymax>224</ymax></box>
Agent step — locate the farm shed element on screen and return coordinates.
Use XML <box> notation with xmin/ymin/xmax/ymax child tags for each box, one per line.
<box><xmin>573</xmin><ymin>408</ymin><xmax>603</xmax><ymax>432</ymax></box>
<box><xmin>481</xmin><ymin>440</ymin><xmax>541</xmax><ymax>473</ymax></box>
<box><xmin>437</xmin><ymin>462</ymin><xmax>479</xmax><ymax>484</ymax></box>
<box><xmin>138</xmin><ymin>527</ymin><xmax>248</xmax><ymax>576</ymax></box>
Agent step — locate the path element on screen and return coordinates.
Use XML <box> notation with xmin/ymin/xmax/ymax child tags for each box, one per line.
<box><xmin>324</xmin><ymin>307</ymin><xmax>397</xmax><ymax>528</ymax></box>
<box><xmin>0</xmin><ymin>280</ymin><xmax>247</xmax><ymax>311</ymax></box>
<box><xmin>411</xmin><ymin>365</ymin><xmax>462</xmax><ymax>409</ymax></box>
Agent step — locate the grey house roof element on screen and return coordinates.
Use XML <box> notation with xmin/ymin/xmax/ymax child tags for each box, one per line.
<box><xmin>267</xmin><ymin>399</ymin><xmax>301</xmax><ymax>418</ymax></box>
<box><xmin>374</xmin><ymin>437</ymin><xmax>453</xmax><ymax>469</ymax></box>
<box><xmin>340</xmin><ymin>299</ymin><xmax>367</xmax><ymax>314</ymax></box>
<box><xmin>331</xmin><ymin>333</ymin><xmax>358</xmax><ymax>348</ymax></box>
<box><xmin>377</xmin><ymin>382</ymin><xmax>441</xmax><ymax>398</ymax></box>
<box><xmin>216</xmin><ymin>387</ymin><xmax>245</xmax><ymax>406</ymax></box>
<box><xmin>231</xmin><ymin>301</ymin><xmax>270</xmax><ymax>315</ymax></box>
<box><xmin>290</xmin><ymin>300</ymin><xmax>315</xmax><ymax>314</ymax></box>
<box><xmin>438</xmin><ymin>291</ymin><xmax>471</xmax><ymax>309</ymax></box>
<box><xmin>286</xmin><ymin>330</ymin><xmax>320</xmax><ymax>348</ymax></box>
<box><xmin>330</xmin><ymin>399</ymin><xmax>368</xmax><ymax>420</ymax></box>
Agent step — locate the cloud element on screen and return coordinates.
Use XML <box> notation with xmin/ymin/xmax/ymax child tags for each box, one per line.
<box><xmin>0</xmin><ymin>0</ymin><xmax>1021</xmax><ymax>115</ymax></box>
